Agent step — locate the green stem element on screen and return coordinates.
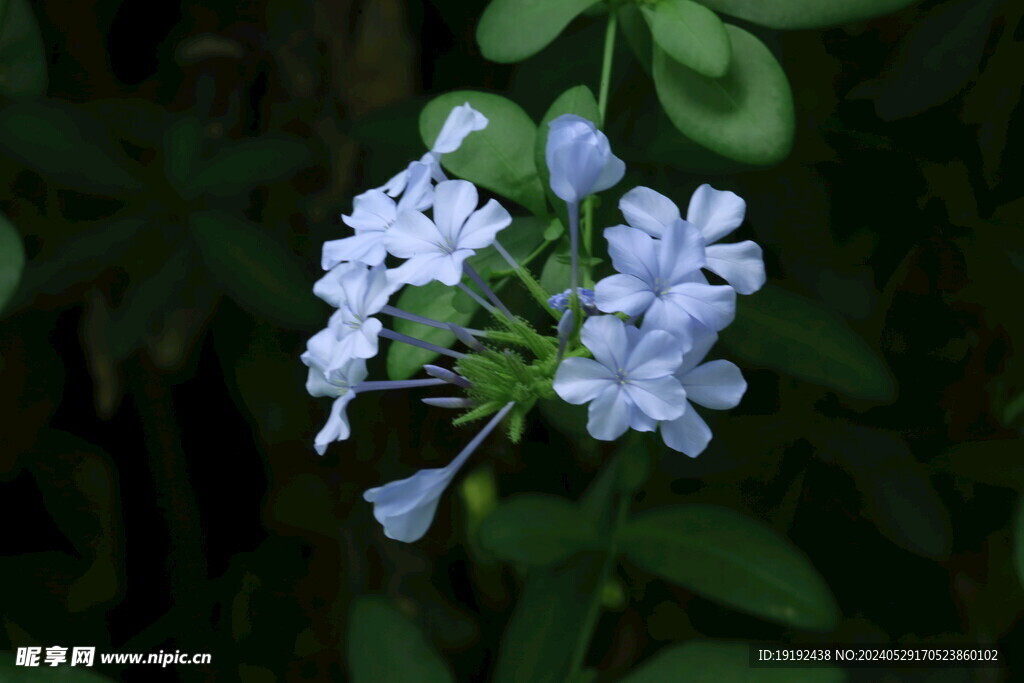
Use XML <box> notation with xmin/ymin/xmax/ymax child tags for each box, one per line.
<box><xmin>566</xmin><ymin>488</ymin><xmax>631</xmax><ymax>680</ymax></box>
<box><xmin>582</xmin><ymin>10</ymin><xmax>619</xmax><ymax>288</ymax></box>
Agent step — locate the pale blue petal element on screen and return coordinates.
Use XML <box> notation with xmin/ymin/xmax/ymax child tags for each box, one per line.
<box><xmin>686</xmin><ymin>184</ymin><xmax>746</xmax><ymax>244</ymax></box>
<box><xmin>321</xmin><ymin>232</ymin><xmax>386</xmax><ymax>269</ymax></box>
<box><xmin>548</xmin><ymin>138</ymin><xmax>605</xmax><ymax>203</ymax></box>
<box><xmin>386</xmin><ymin>253</ymin><xmax>452</xmax><ymax>287</ymax></box>
<box><xmin>594</xmin><ymin>273</ymin><xmax>655</xmax><ymax>316</ymax></box>
<box><xmin>314</xmin><ymin>391</ymin><xmax>357</xmax><ymax>454</ymax></box>
<box><xmin>362</xmin><ymin>264</ymin><xmax>398</xmax><ymax>315</ymax></box>
<box><xmin>628</xmin><ymin>402</ymin><xmax>658</xmax><ymax>432</ymax></box>
<box><xmin>682</xmin><ymin>359</ymin><xmax>746</xmax><ymax>410</ymax></box>
<box><xmin>604</xmin><ymin>226</ymin><xmax>659</xmax><ymax>281</ymax></box>
<box><xmin>662</xmin><ymin>283</ymin><xmax>736</xmax><ymax>331</ymax></box>
<box><xmin>436</xmin><ymin>251</ymin><xmax>472</xmax><ymax>286</ymax></box>
<box><xmin>705</xmin><ymin>241</ymin><xmax>765</xmax><ymax>295</ymax></box>
<box><xmin>642</xmin><ymin>297</ymin><xmax>695</xmax><ymax>339</ymax></box>
<box><xmin>342</xmin><ymin>189</ymin><xmax>396</xmax><ymax>232</ymax></box>
<box><xmin>433</xmin><ymin>180</ymin><xmax>478</xmax><ymax>245</ymax></box>
<box><xmin>384</xmin><ymin>211</ymin><xmax>441</xmax><ymax>258</ymax></box>
<box><xmin>679</xmin><ymin>324</ymin><xmax>718</xmax><ymax>374</ymax></box>
<box><xmin>396</xmin><ymin>161</ymin><xmax>435</xmax><ymax>212</ymax></box>
<box><xmin>581</xmin><ymin>315</ymin><xmax>629</xmax><ymax>371</ymax></box>
<box><xmin>619</xmin><ymin>186</ymin><xmax>680</xmax><ymax>238</ymax></box>
<box><xmin>625</xmin><ymin>328</ymin><xmax>685</xmax><ymax>379</ymax></box>
<box><xmin>625</xmin><ymin>376</ymin><xmax>687</xmax><ymax>421</ymax></box>
<box><xmin>660</xmin><ymin>220</ymin><xmax>706</xmax><ymax>283</ymax></box>
<box><xmin>304</xmin><ymin>364</ymin><xmax>337</xmax><ymax>398</ymax></box>
<box><xmin>592</xmin><ymin>153</ymin><xmax>625</xmax><ymax>195</ymax></box>
<box><xmin>553</xmin><ymin>358</ymin><xmax>614</xmax><ymax>404</ymax></box>
<box><xmin>363</xmin><ymin>466</ymin><xmax>455</xmax><ymax>542</ymax></box>
<box><xmin>431</xmin><ymin>103</ymin><xmax>488</xmax><ymax>154</ymax></box>
<box><xmin>587</xmin><ymin>385</ymin><xmax>631</xmax><ymax>441</ymax></box>
<box><xmin>458</xmin><ymin>198</ymin><xmax>511</xmax><ymax>249</ymax></box>
<box><xmin>660</xmin><ymin>403</ymin><xmax>712</xmax><ymax>458</ymax></box>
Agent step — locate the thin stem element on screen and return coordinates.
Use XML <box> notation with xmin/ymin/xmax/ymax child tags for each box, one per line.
<box><xmin>568</xmin><ymin>201</ymin><xmax>581</xmax><ymax>296</ymax></box>
<box><xmin>567</xmin><ymin>488</ymin><xmax>631</xmax><ymax>679</ymax></box>
<box><xmin>464</xmin><ymin>263</ymin><xmax>515</xmax><ymax>320</ymax></box>
<box><xmin>381</xmin><ymin>305</ymin><xmax>488</xmax><ymax>336</ymax></box>
<box><xmin>354</xmin><ymin>378</ymin><xmax>448</xmax><ymax>392</ymax></box>
<box><xmin>492</xmin><ymin>239</ymin><xmax>560</xmax><ymax>320</ymax></box>
<box><xmin>597</xmin><ymin>11</ymin><xmax>618</xmax><ymax>127</ymax></box>
<box><xmin>379</xmin><ymin>328</ymin><xmax>465</xmax><ymax>359</ymax></box>
<box><xmin>458</xmin><ymin>281</ymin><xmax>501</xmax><ymax>317</ymax></box>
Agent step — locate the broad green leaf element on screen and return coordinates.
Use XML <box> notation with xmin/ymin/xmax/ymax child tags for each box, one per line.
<box><xmin>186</xmin><ymin>137</ymin><xmax>312</xmax><ymax>197</ymax></box>
<box><xmin>420</xmin><ymin>92</ymin><xmax>546</xmax><ymax>215</ymax></box>
<box><xmin>696</xmin><ymin>0</ymin><xmax>917</xmax><ymax>29</ymax></box>
<box><xmin>188</xmin><ymin>210</ymin><xmax>320</xmax><ymax>328</ymax></box>
<box><xmin>642</xmin><ymin>0</ymin><xmax>730</xmax><ymax>78</ymax></box>
<box><xmin>347</xmin><ymin>596</ymin><xmax>454</xmax><ymax>683</ymax></box>
<box><xmin>0</xmin><ymin>101</ymin><xmax>142</xmax><ymax>193</ymax></box>
<box><xmin>0</xmin><ymin>0</ymin><xmax>47</xmax><ymax>98</ymax></box>
<box><xmin>620</xmin><ymin>505</ymin><xmax>839</xmax><ymax>631</ymax></box>
<box><xmin>0</xmin><ymin>212</ymin><xmax>25</xmax><ymax>315</ymax></box>
<box><xmin>387</xmin><ymin>281</ymin><xmax>479</xmax><ymax>380</ymax></box>
<box><xmin>621</xmin><ymin>641</ymin><xmax>846</xmax><ymax>682</ymax></box>
<box><xmin>540</xmin><ymin>247</ymin><xmax>572</xmax><ymax>294</ymax></box>
<box><xmin>618</xmin><ymin>5</ymin><xmax>654</xmax><ymax>75</ymax></box>
<box><xmin>495</xmin><ymin>554</ymin><xmax>602</xmax><ymax>683</ymax></box>
<box><xmin>535</xmin><ymin>85</ymin><xmax>601</xmax><ymax>212</ymax></box>
<box><xmin>721</xmin><ymin>284</ymin><xmax>896</xmax><ymax>401</ymax></box>
<box><xmin>0</xmin><ymin>653</ymin><xmax>112</xmax><ymax>680</ymax></box>
<box><xmin>477</xmin><ymin>0</ymin><xmax>597</xmax><ymax>63</ymax></box>
<box><xmin>479</xmin><ymin>494</ymin><xmax>600</xmax><ymax>565</ymax></box>
<box><xmin>653</xmin><ymin>25</ymin><xmax>794</xmax><ymax>166</ymax></box>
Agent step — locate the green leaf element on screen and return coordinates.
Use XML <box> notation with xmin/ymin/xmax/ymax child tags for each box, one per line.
<box><xmin>0</xmin><ymin>653</ymin><xmax>113</xmax><ymax>681</ymax></box>
<box><xmin>0</xmin><ymin>101</ymin><xmax>142</xmax><ymax>194</ymax></box>
<box><xmin>535</xmin><ymin>85</ymin><xmax>601</xmax><ymax>212</ymax></box>
<box><xmin>479</xmin><ymin>494</ymin><xmax>600</xmax><ymax>565</ymax></box>
<box><xmin>621</xmin><ymin>641</ymin><xmax>847</xmax><ymax>682</ymax></box>
<box><xmin>620</xmin><ymin>505</ymin><xmax>839</xmax><ymax>631</ymax></box>
<box><xmin>0</xmin><ymin>212</ymin><xmax>25</xmax><ymax>315</ymax></box>
<box><xmin>477</xmin><ymin>0</ymin><xmax>597</xmax><ymax>63</ymax></box>
<box><xmin>494</xmin><ymin>554</ymin><xmax>603</xmax><ymax>683</ymax></box>
<box><xmin>653</xmin><ymin>25</ymin><xmax>794</xmax><ymax>166</ymax></box>
<box><xmin>163</xmin><ymin>117</ymin><xmax>204</xmax><ymax>197</ymax></box>
<box><xmin>540</xmin><ymin>247</ymin><xmax>573</xmax><ymax>294</ymax></box>
<box><xmin>642</xmin><ymin>0</ymin><xmax>730</xmax><ymax>78</ymax></box>
<box><xmin>0</xmin><ymin>0</ymin><xmax>47</xmax><ymax>98</ymax></box>
<box><xmin>188</xmin><ymin>210</ymin><xmax>321</xmax><ymax>328</ymax></box>
<box><xmin>1015</xmin><ymin>496</ymin><xmax>1024</xmax><ymax>590</ymax></box>
<box><xmin>387</xmin><ymin>281</ymin><xmax>479</xmax><ymax>380</ymax></box>
<box><xmin>467</xmin><ymin>216</ymin><xmax>549</xmax><ymax>277</ymax></box>
<box><xmin>618</xmin><ymin>5</ymin><xmax>654</xmax><ymax>75</ymax></box>
<box><xmin>347</xmin><ymin>596</ymin><xmax>454</xmax><ymax>683</ymax></box>
<box><xmin>420</xmin><ymin>92</ymin><xmax>547</xmax><ymax>215</ymax></box>
<box><xmin>696</xmin><ymin>0</ymin><xmax>917</xmax><ymax>29</ymax></box>
<box><xmin>720</xmin><ymin>284</ymin><xmax>897</xmax><ymax>401</ymax></box>
<box><xmin>186</xmin><ymin>137</ymin><xmax>312</xmax><ymax>197</ymax></box>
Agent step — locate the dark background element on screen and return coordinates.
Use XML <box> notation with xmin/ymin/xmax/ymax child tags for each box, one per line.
<box><xmin>1</xmin><ymin>0</ymin><xmax>1023</xmax><ymax>680</ymax></box>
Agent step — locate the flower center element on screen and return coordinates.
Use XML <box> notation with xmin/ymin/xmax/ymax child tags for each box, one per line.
<box><xmin>614</xmin><ymin>368</ymin><xmax>629</xmax><ymax>385</ymax></box>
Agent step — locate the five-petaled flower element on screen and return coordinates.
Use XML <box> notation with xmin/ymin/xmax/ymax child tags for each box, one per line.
<box><xmin>301</xmin><ymin>330</ymin><xmax>368</xmax><ymax>455</ymax></box>
<box><xmin>313</xmin><ymin>263</ymin><xmax>397</xmax><ymax>369</ymax></box>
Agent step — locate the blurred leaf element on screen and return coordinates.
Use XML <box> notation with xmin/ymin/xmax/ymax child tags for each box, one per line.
<box><xmin>477</xmin><ymin>0</ymin><xmax>596</xmax><ymax>63</ymax></box>
<box><xmin>0</xmin><ymin>0</ymin><xmax>47</xmax><ymax>98</ymax></box>
<box><xmin>479</xmin><ymin>494</ymin><xmax>601</xmax><ymax>565</ymax></box>
<box><xmin>696</xmin><ymin>0</ymin><xmax>916</xmax><ymax>29</ymax></box>
<box><xmin>188</xmin><ymin>210</ymin><xmax>320</xmax><ymax>328</ymax></box>
<box><xmin>936</xmin><ymin>440</ymin><xmax>1024</xmax><ymax>490</ymax></box>
<box><xmin>853</xmin><ymin>0</ymin><xmax>998</xmax><ymax>121</ymax></box>
<box><xmin>828</xmin><ymin>425</ymin><xmax>952</xmax><ymax>560</ymax></box>
<box><xmin>163</xmin><ymin>117</ymin><xmax>204</xmax><ymax>197</ymax></box>
<box><xmin>620</xmin><ymin>505</ymin><xmax>840</xmax><ymax>631</ymax></box>
<box><xmin>387</xmin><ymin>281</ymin><xmax>479</xmax><ymax>380</ymax></box>
<box><xmin>653</xmin><ymin>25</ymin><xmax>794</xmax><ymax>166</ymax></box>
<box><xmin>421</xmin><ymin>91</ymin><xmax>547</xmax><ymax>215</ymax></box>
<box><xmin>467</xmin><ymin>216</ymin><xmax>549</xmax><ymax>277</ymax></box>
<box><xmin>186</xmin><ymin>137</ymin><xmax>312</xmax><ymax>198</ymax></box>
<box><xmin>621</xmin><ymin>641</ymin><xmax>846</xmax><ymax>682</ymax></box>
<box><xmin>0</xmin><ymin>101</ymin><xmax>143</xmax><ymax>194</ymax></box>
<box><xmin>1015</xmin><ymin>496</ymin><xmax>1024</xmax><ymax>589</ymax></box>
<box><xmin>0</xmin><ymin>653</ymin><xmax>112</xmax><ymax>680</ymax></box>
<box><xmin>347</xmin><ymin>596</ymin><xmax>454</xmax><ymax>683</ymax></box>
<box><xmin>0</xmin><ymin>211</ymin><xmax>24</xmax><ymax>315</ymax></box>
<box><xmin>495</xmin><ymin>554</ymin><xmax>602</xmax><ymax>683</ymax></box>
<box><xmin>721</xmin><ymin>284</ymin><xmax>896</xmax><ymax>401</ymax></box>
<box><xmin>534</xmin><ymin>85</ymin><xmax>601</xmax><ymax>214</ymax></box>
<box><xmin>540</xmin><ymin>247</ymin><xmax>572</xmax><ymax>294</ymax></box>
<box><xmin>642</xmin><ymin>0</ymin><xmax>730</xmax><ymax>79</ymax></box>
<box><xmin>618</xmin><ymin>5</ymin><xmax>654</xmax><ymax>75</ymax></box>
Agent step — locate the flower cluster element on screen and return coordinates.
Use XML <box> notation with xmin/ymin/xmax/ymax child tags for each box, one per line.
<box><xmin>304</xmin><ymin>106</ymin><xmax>764</xmax><ymax>542</ymax></box>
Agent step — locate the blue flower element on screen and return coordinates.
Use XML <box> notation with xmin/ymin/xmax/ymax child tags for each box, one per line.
<box><xmin>363</xmin><ymin>403</ymin><xmax>514</xmax><ymax>542</ymax></box>
<box><xmin>594</xmin><ymin>222</ymin><xmax>736</xmax><ymax>335</ymax></box>
<box><xmin>301</xmin><ymin>330</ymin><xmax>368</xmax><ymax>455</ymax></box>
<box><xmin>547</xmin><ymin>288</ymin><xmax>598</xmax><ymax>315</ymax></box>
<box><xmin>313</xmin><ymin>263</ymin><xmax>398</xmax><ymax>367</ymax></box>
<box><xmin>553</xmin><ymin>315</ymin><xmax>687</xmax><ymax>441</ymax></box>
<box><xmin>385</xmin><ymin>180</ymin><xmax>511</xmax><ymax>286</ymax></box>
<box><xmin>659</xmin><ymin>325</ymin><xmax>746</xmax><ymax>457</ymax></box>
<box><xmin>618</xmin><ymin>185</ymin><xmax>766</xmax><ymax>295</ymax></box>
<box><xmin>545</xmin><ymin>114</ymin><xmax>625</xmax><ymax>204</ymax></box>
